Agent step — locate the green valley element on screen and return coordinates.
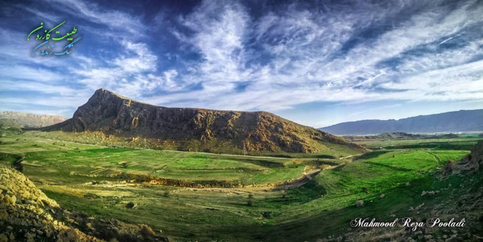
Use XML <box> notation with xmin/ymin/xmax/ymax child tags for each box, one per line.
<box><xmin>1</xmin><ymin>129</ymin><xmax>481</xmax><ymax>241</ymax></box>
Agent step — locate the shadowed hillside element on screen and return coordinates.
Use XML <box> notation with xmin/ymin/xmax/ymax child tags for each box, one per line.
<box><xmin>44</xmin><ymin>89</ymin><xmax>365</xmax><ymax>154</ymax></box>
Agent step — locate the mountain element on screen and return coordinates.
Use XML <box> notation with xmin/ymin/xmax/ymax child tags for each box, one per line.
<box><xmin>320</xmin><ymin>109</ymin><xmax>483</xmax><ymax>135</ymax></box>
<box><xmin>0</xmin><ymin>111</ymin><xmax>67</xmax><ymax>128</ymax></box>
<box><xmin>44</xmin><ymin>88</ymin><xmax>365</xmax><ymax>154</ymax></box>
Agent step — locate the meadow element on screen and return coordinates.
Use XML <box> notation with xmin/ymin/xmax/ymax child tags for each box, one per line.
<box><xmin>0</xmin><ymin>130</ymin><xmax>480</xmax><ymax>241</ymax></box>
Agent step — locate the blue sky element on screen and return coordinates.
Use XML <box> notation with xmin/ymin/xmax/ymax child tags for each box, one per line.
<box><xmin>0</xmin><ymin>0</ymin><xmax>482</xmax><ymax>127</ymax></box>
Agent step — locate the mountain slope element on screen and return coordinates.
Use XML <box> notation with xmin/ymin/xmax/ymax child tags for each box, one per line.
<box><xmin>0</xmin><ymin>111</ymin><xmax>67</xmax><ymax>128</ymax></box>
<box><xmin>0</xmin><ymin>165</ymin><xmax>168</xmax><ymax>241</ymax></box>
<box><xmin>45</xmin><ymin>89</ymin><xmax>365</xmax><ymax>154</ymax></box>
<box><xmin>320</xmin><ymin>109</ymin><xmax>483</xmax><ymax>135</ymax></box>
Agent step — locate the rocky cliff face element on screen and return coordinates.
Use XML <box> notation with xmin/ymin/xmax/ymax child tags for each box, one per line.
<box><xmin>45</xmin><ymin>89</ymin><xmax>364</xmax><ymax>154</ymax></box>
<box><xmin>442</xmin><ymin>140</ymin><xmax>483</xmax><ymax>175</ymax></box>
<box><xmin>0</xmin><ymin>111</ymin><xmax>67</xmax><ymax>128</ymax></box>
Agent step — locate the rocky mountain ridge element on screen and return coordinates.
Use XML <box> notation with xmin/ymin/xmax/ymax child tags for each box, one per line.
<box><xmin>45</xmin><ymin>89</ymin><xmax>365</xmax><ymax>154</ymax></box>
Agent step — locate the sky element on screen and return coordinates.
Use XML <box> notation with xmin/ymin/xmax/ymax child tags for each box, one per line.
<box><xmin>0</xmin><ymin>0</ymin><xmax>483</xmax><ymax>128</ymax></box>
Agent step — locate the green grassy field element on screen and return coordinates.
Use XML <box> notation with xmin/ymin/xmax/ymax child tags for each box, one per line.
<box><xmin>357</xmin><ymin>136</ymin><xmax>482</xmax><ymax>150</ymax></box>
<box><xmin>0</xmin><ymin>130</ymin><xmax>480</xmax><ymax>241</ymax></box>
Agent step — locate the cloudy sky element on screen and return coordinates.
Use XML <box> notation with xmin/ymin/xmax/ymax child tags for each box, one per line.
<box><xmin>1</xmin><ymin>0</ymin><xmax>482</xmax><ymax>127</ymax></box>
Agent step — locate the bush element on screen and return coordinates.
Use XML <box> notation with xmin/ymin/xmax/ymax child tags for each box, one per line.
<box><xmin>247</xmin><ymin>193</ymin><xmax>254</xmax><ymax>206</ymax></box>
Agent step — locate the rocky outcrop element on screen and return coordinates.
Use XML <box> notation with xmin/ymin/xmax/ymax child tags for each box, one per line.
<box><xmin>52</xmin><ymin>209</ymin><xmax>167</xmax><ymax>242</ymax></box>
<box><xmin>0</xmin><ymin>166</ymin><xmax>168</xmax><ymax>242</ymax></box>
<box><xmin>0</xmin><ymin>166</ymin><xmax>98</xmax><ymax>241</ymax></box>
<box><xmin>0</xmin><ymin>111</ymin><xmax>67</xmax><ymax>128</ymax></box>
<box><xmin>442</xmin><ymin>140</ymin><xmax>483</xmax><ymax>175</ymax></box>
<box><xmin>45</xmin><ymin>89</ymin><xmax>365</xmax><ymax>154</ymax></box>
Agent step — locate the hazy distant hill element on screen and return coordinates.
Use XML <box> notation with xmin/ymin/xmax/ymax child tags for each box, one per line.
<box><xmin>0</xmin><ymin>111</ymin><xmax>67</xmax><ymax>128</ymax></box>
<box><xmin>44</xmin><ymin>89</ymin><xmax>365</xmax><ymax>154</ymax></box>
<box><xmin>320</xmin><ymin>109</ymin><xmax>483</xmax><ymax>135</ymax></box>
<box><xmin>343</xmin><ymin>132</ymin><xmax>459</xmax><ymax>142</ymax></box>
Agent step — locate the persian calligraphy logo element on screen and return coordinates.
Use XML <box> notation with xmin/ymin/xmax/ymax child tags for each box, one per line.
<box><xmin>27</xmin><ymin>21</ymin><xmax>81</xmax><ymax>57</ymax></box>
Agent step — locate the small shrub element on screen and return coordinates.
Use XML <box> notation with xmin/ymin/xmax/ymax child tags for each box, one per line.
<box><xmin>247</xmin><ymin>193</ymin><xmax>254</xmax><ymax>206</ymax></box>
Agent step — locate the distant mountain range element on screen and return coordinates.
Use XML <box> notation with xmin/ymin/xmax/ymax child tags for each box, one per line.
<box><xmin>0</xmin><ymin>111</ymin><xmax>67</xmax><ymax>128</ymax></box>
<box><xmin>343</xmin><ymin>132</ymin><xmax>460</xmax><ymax>142</ymax></box>
<box><xmin>320</xmin><ymin>109</ymin><xmax>483</xmax><ymax>135</ymax></box>
<box><xmin>44</xmin><ymin>89</ymin><xmax>365</xmax><ymax>154</ymax></box>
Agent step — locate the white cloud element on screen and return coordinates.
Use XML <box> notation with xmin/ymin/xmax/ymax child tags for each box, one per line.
<box><xmin>0</xmin><ymin>80</ymin><xmax>77</xmax><ymax>95</ymax></box>
<box><xmin>44</xmin><ymin>0</ymin><xmax>145</xmax><ymax>35</ymax></box>
<box><xmin>113</xmin><ymin>41</ymin><xmax>157</xmax><ymax>72</ymax></box>
<box><xmin>148</xmin><ymin>0</ymin><xmax>483</xmax><ymax>113</ymax></box>
<box><xmin>2</xmin><ymin>0</ymin><xmax>483</xmax><ymax>125</ymax></box>
<box><xmin>73</xmin><ymin>38</ymin><xmax>165</xmax><ymax>98</ymax></box>
<box><xmin>382</xmin><ymin>59</ymin><xmax>483</xmax><ymax>96</ymax></box>
<box><xmin>0</xmin><ymin>65</ymin><xmax>62</xmax><ymax>82</ymax></box>
<box><xmin>0</xmin><ymin>90</ymin><xmax>93</xmax><ymax>110</ymax></box>
<box><xmin>175</xmin><ymin>0</ymin><xmax>253</xmax><ymax>88</ymax></box>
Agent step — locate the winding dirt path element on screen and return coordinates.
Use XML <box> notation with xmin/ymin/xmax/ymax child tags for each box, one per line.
<box><xmin>274</xmin><ymin>169</ymin><xmax>322</xmax><ymax>190</ymax></box>
<box><xmin>428</xmin><ymin>152</ymin><xmax>441</xmax><ymax>164</ymax></box>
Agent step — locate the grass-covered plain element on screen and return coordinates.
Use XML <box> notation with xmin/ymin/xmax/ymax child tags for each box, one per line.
<box><xmin>0</xmin><ymin>130</ymin><xmax>480</xmax><ymax>241</ymax></box>
<box><xmin>356</xmin><ymin>134</ymin><xmax>482</xmax><ymax>151</ymax></box>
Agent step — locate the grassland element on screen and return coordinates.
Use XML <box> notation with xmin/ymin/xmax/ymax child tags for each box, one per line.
<box><xmin>0</xmin><ymin>130</ymin><xmax>481</xmax><ymax>241</ymax></box>
<box><xmin>355</xmin><ymin>134</ymin><xmax>482</xmax><ymax>151</ymax></box>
